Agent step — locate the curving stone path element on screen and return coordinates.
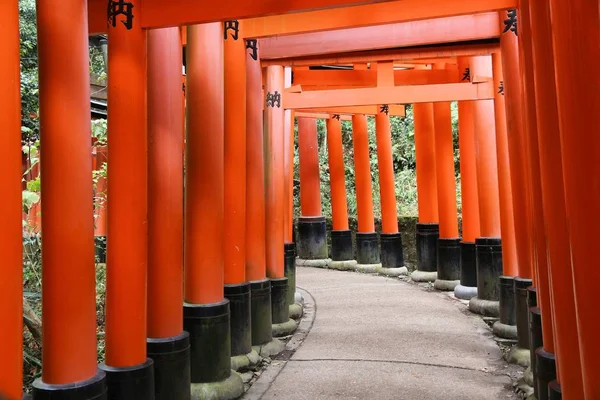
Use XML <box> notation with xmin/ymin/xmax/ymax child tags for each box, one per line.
<box><xmin>246</xmin><ymin>267</ymin><xmax>518</xmax><ymax>400</ymax></box>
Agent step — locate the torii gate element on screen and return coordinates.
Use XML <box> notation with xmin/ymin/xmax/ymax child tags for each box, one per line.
<box><xmin>1</xmin><ymin>1</ymin><xmax>598</xmax><ymax>400</ymax></box>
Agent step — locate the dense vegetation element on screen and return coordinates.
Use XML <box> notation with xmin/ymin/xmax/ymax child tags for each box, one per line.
<box><xmin>293</xmin><ymin>104</ymin><xmax>462</xmax><ymax>219</ymax></box>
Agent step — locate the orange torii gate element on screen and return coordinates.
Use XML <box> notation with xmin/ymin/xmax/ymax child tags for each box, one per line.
<box><xmin>1</xmin><ymin>1</ymin><xmax>597</xmax><ymax>400</ymax></box>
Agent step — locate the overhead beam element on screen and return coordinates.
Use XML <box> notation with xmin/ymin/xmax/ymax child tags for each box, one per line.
<box><xmin>283</xmin><ymin>82</ymin><xmax>494</xmax><ymax>109</ymax></box>
<box><xmin>244</xmin><ymin>0</ymin><xmax>517</xmax><ymax>38</ymax></box>
<box><xmin>297</xmin><ymin>105</ymin><xmax>406</xmax><ymax>116</ymax></box>
<box><xmin>259</xmin><ymin>13</ymin><xmax>500</xmax><ymax>59</ymax></box>
<box><xmin>294</xmin><ymin>112</ymin><xmax>353</xmax><ymax>120</ymax></box>
<box><xmin>261</xmin><ymin>41</ymin><xmax>499</xmax><ymax>67</ymax></box>
<box><xmin>293</xmin><ymin>69</ymin><xmax>459</xmax><ymax>87</ymax></box>
<box><xmin>89</xmin><ymin>0</ymin><xmax>401</xmax><ymax>35</ymax></box>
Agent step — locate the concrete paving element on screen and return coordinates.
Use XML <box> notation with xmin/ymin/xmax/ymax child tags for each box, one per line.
<box><xmin>255</xmin><ymin>267</ymin><xmax>518</xmax><ymax>400</ymax></box>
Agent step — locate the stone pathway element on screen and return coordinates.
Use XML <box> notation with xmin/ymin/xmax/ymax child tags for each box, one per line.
<box><xmin>245</xmin><ymin>267</ymin><xmax>519</xmax><ymax>400</ymax></box>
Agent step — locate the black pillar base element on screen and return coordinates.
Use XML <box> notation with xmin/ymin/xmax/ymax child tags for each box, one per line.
<box><xmin>499</xmin><ymin>276</ymin><xmax>516</xmax><ymax>326</ymax></box>
<box><xmin>380</xmin><ymin>233</ymin><xmax>404</xmax><ymax>269</ymax></box>
<box><xmin>99</xmin><ymin>359</ymin><xmax>154</xmax><ymax>400</ymax></box>
<box><xmin>356</xmin><ymin>232</ymin><xmax>380</xmax><ymax>264</ymax></box>
<box><xmin>536</xmin><ymin>348</ymin><xmax>556</xmax><ymax>400</ymax></box>
<box><xmin>459</xmin><ymin>242</ymin><xmax>477</xmax><ymax>287</ymax></box>
<box><xmin>250</xmin><ymin>279</ymin><xmax>273</xmax><ymax>346</ymax></box>
<box><xmin>183</xmin><ymin>300</ymin><xmax>231</xmax><ymax>384</ymax></box>
<box><xmin>475</xmin><ymin>237</ymin><xmax>503</xmax><ymax>301</ymax></box>
<box><xmin>416</xmin><ymin>223</ymin><xmax>439</xmax><ymax>272</ymax></box>
<box><xmin>330</xmin><ymin>230</ymin><xmax>354</xmax><ymax>261</ymax></box>
<box><xmin>270</xmin><ymin>278</ymin><xmax>289</xmax><ymax>324</ymax></box>
<box><xmin>515</xmin><ymin>277</ymin><xmax>533</xmax><ymax>349</ymax></box>
<box><xmin>284</xmin><ymin>242</ymin><xmax>297</xmax><ymax>306</ymax></box>
<box><xmin>436</xmin><ymin>238</ymin><xmax>461</xmax><ymax>281</ymax></box>
<box><xmin>297</xmin><ymin>216</ymin><xmax>328</xmax><ymax>259</ymax></box>
<box><xmin>529</xmin><ymin>307</ymin><xmax>543</xmax><ymax>399</ymax></box>
<box><xmin>94</xmin><ymin>236</ymin><xmax>107</xmax><ymax>263</ymax></box>
<box><xmin>224</xmin><ymin>283</ymin><xmax>252</xmax><ymax>357</ymax></box>
<box><xmin>147</xmin><ymin>332</ymin><xmax>191</xmax><ymax>400</ymax></box>
<box><xmin>549</xmin><ymin>380</ymin><xmax>562</xmax><ymax>400</ymax></box>
<box><xmin>33</xmin><ymin>370</ymin><xmax>107</xmax><ymax>400</ymax></box>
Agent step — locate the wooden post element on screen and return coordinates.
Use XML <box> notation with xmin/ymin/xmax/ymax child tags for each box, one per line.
<box><xmin>297</xmin><ymin>117</ymin><xmax>328</xmax><ymax>261</ymax></box>
<box><xmin>413</xmin><ymin>102</ymin><xmax>439</xmax><ymax>280</ymax></box>
<box><xmin>146</xmin><ymin>27</ymin><xmax>190</xmax><ymax>400</ymax></box>
<box><xmin>468</xmin><ymin>56</ymin><xmax>503</xmax><ymax>317</ymax></box>
<box><xmin>432</xmin><ymin>63</ymin><xmax>460</xmax><ymax>289</ymax></box>
<box><xmin>352</xmin><ymin>114</ymin><xmax>379</xmax><ymax>265</ymax></box>
<box><xmin>224</xmin><ymin>19</ymin><xmax>252</xmax><ymax>358</ymax></box>
<box><xmin>326</xmin><ymin>117</ymin><xmax>353</xmax><ymax>262</ymax></box>
<box><xmin>246</xmin><ymin>42</ymin><xmax>273</xmax><ymax>346</ymax></box>
<box><xmin>548</xmin><ymin>0</ymin><xmax>600</xmax><ymax>396</ymax></box>
<box><xmin>529</xmin><ymin>0</ymin><xmax>584</xmax><ymax>397</ymax></box>
<box><xmin>184</xmin><ymin>23</ymin><xmax>239</xmax><ymax>394</ymax></box>
<box><xmin>454</xmin><ymin>57</ymin><xmax>480</xmax><ymax>299</ymax></box>
<box><xmin>265</xmin><ymin>65</ymin><xmax>289</xmax><ymax>324</ymax></box>
<box><xmin>33</xmin><ymin>0</ymin><xmax>105</xmax><ymax>397</ymax></box>
<box><xmin>0</xmin><ymin>1</ymin><xmax>24</xmax><ymax>398</ymax></box>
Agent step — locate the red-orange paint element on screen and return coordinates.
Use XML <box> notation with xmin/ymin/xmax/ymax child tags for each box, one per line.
<box><xmin>246</xmin><ymin>47</ymin><xmax>267</xmax><ymax>282</ymax></box>
<box><xmin>548</xmin><ymin>0</ymin><xmax>600</xmax><ymax>395</ymax></box>
<box><xmin>284</xmin><ymin>67</ymin><xmax>295</xmax><ymax>243</ymax></box>
<box><xmin>37</xmin><ymin>0</ymin><xmax>98</xmax><ymax>382</ymax></box>
<box><xmin>529</xmin><ymin>0</ymin><xmax>584</xmax><ymax>396</ymax></box>
<box><xmin>470</xmin><ymin>56</ymin><xmax>501</xmax><ymax>238</ymax></box>
<box><xmin>326</xmin><ymin>117</ymin><xmax>350</xmax><ymax>231</ymax></box>
<box><xmin>432</xmin><ymin>64</ymin><xmax>458</xmax><ymax>239</ymax></box>
<box><xmin>184</xmin><ymin>23</ymin><xmax>225</xmax><ymax>303</ymax></box>
<box><xmin>374</xmin><ymin>63</ymin><xmax>399</xmax><ymax>234</ymax></box>
<box><xmin>456</xmin><ymin>58</ymin><xmax>480</xmax><ymax>243</ymax></box>
<box><xmin>413</xmin><ymin>103</ymin><xmax>439</xmax><ymax>224</ymax></box>
<box><xmin>265</xmin><ymin>66</ymin><xmax>286</xmax><ymax>279</ymax></box>
<box><xmin>0</xmin><ymin>1</ymin><xmax>23</xmax><ymax>396</ymax></box>
<box><xmin>298</xmin><ymin>117</ymin><xmax>322</xmax><ymax>217</ymax></box>
<box><xmin>224</xmin><ymin>20</ymin><xmax>247</xmax><ymax>285</ymax></box>
<box><xmin>518</xmin><ymin>0</ymin><xmax>554</xmax><ymax>353</ymax></box>
<box><xmin>147</xmin><ymin>28</ymin><xmax>184</xmax><ymax>339</ymax></box>
<box><xmin>497</xmin><ymin>12</ymin><xmax>532</xmax><ymax>280</ymax></box>
<box><xmin>352</xmin><ymin>115</ymin><xmax>375</xmax><ymax>233</ymax></box>
<box><xmin>491</xmin><ymin>53</ymin><xmax>518</xmax><ymax>277</ymax></box>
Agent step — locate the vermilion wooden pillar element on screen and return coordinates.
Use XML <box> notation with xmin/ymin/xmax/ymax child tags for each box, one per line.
<box><xmin>223</xmin><ymin>19</ymin><xmax>252</xmax><ymax>358</ymax></box>
<box><xmin>101</xmin><ymin>1</ymin><xmax>154</xmax><ymax>397</ymax></box>
<box><xmin>518</xmin><ymin>2</ymin><xmax>556</xmax><ymax>397</ymax></box>
<box><xmin>246</xmin><ymin>42</ymin><xmax>273</xmax><ymax>346</ymax></box>
<box><xmin>146</xmin><ymin>28</ymin><xmax>190</xmax><ymax>400</ymax></box>
<box><xmin>468</xmin><ymin>56</ymin><xmax>503</xmax><ymax>318</ymax></box>
<box><xmin>412</xmin><ymin>103</ymin><xmax>439</xmax><ymax>282</ymax></box>
<box><xmin>283</xmin><ymin>67</ymin><xmax>297</xmax><ymax>307</ymax></box>
<box><xmin>33</xmin><ymin>0</ymin><xmax>106</xmax><ymax>398</ymax></box>
<box><xmin>454</xmin><ymin>57</ymin><xmax>480</xmax><ymax>300</ymax></box>
<box><xmin>432</xmin><ymin>63</ymin><xmax>460</xmax><ymax>290</ymax></box>
<box><xmin>297</xmin><ymin>117</ymin><xmax>328</xmax><ymax>262</ymax></box>
<box><xmin>184</xmin><ymin>23</ymin><xmax>241</xmax><ymax>395</ymax></box>
<box><xmin>265</xmin><ymin>65</ymin><xmax>289</xmax><ymax>325</ymax></box>
<box><xmin>497</xmin><ymin>10</ymin><xmax>533</xmax><ymax>355</ymax></box>
<box><xmin>352</xmin><ymin>114</ymin><xmax>379</xmax><ymax>265</ymax></box>
<box><xmin>326</xmin><ymin>117</ymin><xmax>354</xmax><ymax>263</ymax></box>
<box><xmin>529</xmin><ymin>1</ymin><xmax>584</xmax><ymax>397</ymax></box>
<box><xmin>490</xmin><ymin>51</ymin><xmax>520</xmax><ymax>342</ymax></box>
<box><xmin>548</xmin><ymin>0</ymin><xmax>600</xmax><ymax>397</ymax></box>
<box><xmin>0</xmin><ymin>2</ymin><xmax>24</xmax><ymax>398</ymax></box>
<box><xmin>375</xmin><ymin>61</ymin><xmax>403</xmax><ymax>270</ymax></box>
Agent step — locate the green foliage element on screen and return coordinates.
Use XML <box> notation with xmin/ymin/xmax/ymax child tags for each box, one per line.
<box><xmin>92</xmin><ymin>118</ymin><xmax>108</xmax><ymax>146</ymax></box>
<box><xmin>293</xmin><ymin>103</ymin><xmax>462</xmax><ymax>220</ymax></box>
<box><xmin>19</xmin><ymin>0</ymin><xmax>39</xmax><ymax>140</ymax></box>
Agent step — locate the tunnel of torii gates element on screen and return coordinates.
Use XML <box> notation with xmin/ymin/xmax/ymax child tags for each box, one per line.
<box><xmin>0</xmin><ymin>0</ymin><xmax>598</xmax><ymax>400</ymax></box>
